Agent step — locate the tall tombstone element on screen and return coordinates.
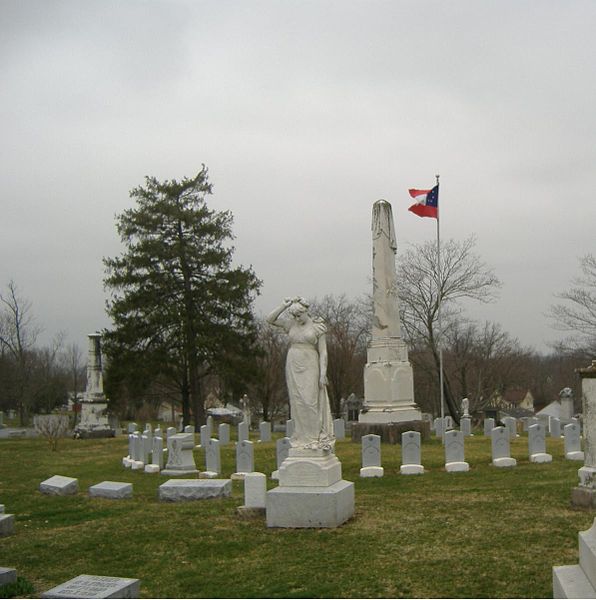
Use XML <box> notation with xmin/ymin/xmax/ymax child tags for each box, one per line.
<box><xmin>400</xmin><ymin>430</ymin><xmax>424</xmax><ymax>475</ymax></box>
<box><xmin>491</xmin><ymin>426</ymin><xmax>517</xmax><ymax>467</ymax></box>
<box><xmin>564</xmin><ymin>422</ymin><xmax>584</xmax><ymax>461</ymax></box>
<box><xmin>259</xmin><ymin>421</ymin><xmax>272</xmax><ymax>443</ymax></box>
<box><xmin>549</xmin><ymin>416</ymin><xmax>561</xmax><ymax>438</ymax></box>
<box><xmin>233</xmin><ymin>440</ymin><xmax>254</xmax><ymax>478</ymax></box>
<box><xmin>238</xmin><ymin>421</ymin><xmax>249</xmax><ymax>443</ymax></box>
<box><xmin>162</xmin><ymin>432</ymin><xmax>199</xmax><ymax>476</ymax></box>
<box><xmin>152</xmin><ymin>435</ymin><xmax>164</xmax><ymax>470</ymax></box>
<box><xmin>285</xmin><ymin>419</ymin><xmax>295</xmax><ymax>438</ymax></box>
<box><xmin>202</xmin><ymin>438</ymin><xmax>221</xmax><ymax>478</ymax></box>
<box><xmin>333</xmin><ymin>418</ymin><xmax>346</xmax><ymax>440</ymax></box>
<box><xmin>528</xmin><ymin>423</ymin><xmax>552</xmax><ymax>463</ymax></box>
<box><xmin>360</xmin><ymin>434</ymin><xmax>383</xmax><ymax>477</ymax></box>
<box><xmin>200</xmin><ymin>425</ymin><xmax>209</xmax><ymax>447</ymax></box>
<box><xmin>503</xmin><ymin>416</ymin><xmax>518</xmax><ymax>440</ymax></box>
<box><xmin>483</xmin><ymin>418</ymin><xmax>495</xmax><ymax>436</ymax></box>
<box><xmin>272</xmin><ymin>437</ymin><xmax>291</xmax><ymax>479</ymax></box>
<box><xmin>206</xmin><ymin>416</ymin><xmax>214</xmax><ymax>439</ymax></box>
<box><xmin>444</xmin><ymin>430</ymin><xmax>469</xmax><ymax>472</ymax></box>
<box><xmin>131</xmin><ymin>434</ymin><xmax>144</xmax><ymax>470</ymax></box>
<box><xmin>572</xmin><ymin>360</ymin><xmax>596</xmax><ymax>507</ymax></box>
<box><xmin>460</xmin><ymin>417</ymin><xmax>472</xmax><ymax>437</ymax></box>
<box><xmin>143</xmin><ymin>427</ymin><xmax>153</xmax><ymax>457</ymax></box>
<box><xmin>127</xmin><ymin>434</ymin><xmax>134</xmax><ymax>459</ymax></box>
<box><xmin>218</xmin><ymin>423</ymin><xmax>230</xmax><ymax>445</ymax></box>
<box><xmin>141</xmin><ymin>434</ymin><xmax>150</xmax><ymax>464</ymax></box>
<box><xmin>434</xmin><ymin>418</ymin><xmax>445</xmax><ymax>439</ymax></box>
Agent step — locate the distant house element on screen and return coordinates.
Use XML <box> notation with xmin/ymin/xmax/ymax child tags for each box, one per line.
<box><xmin>491</xmin><ymin>388</ymin><xmax>535</xmax><ymax>419</ymax></box>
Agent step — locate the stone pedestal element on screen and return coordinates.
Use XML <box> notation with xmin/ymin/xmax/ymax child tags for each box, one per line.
<box><xmin>266</xmin><ymin>448</ymin><xmax>354</xmax><ymax>528</ymax></box>
<box><xmin>554</xmin><ymin>518</ymin><xmax>596</xmax><ymax>597</ymax></box>
<box><xmin>352</xmin><ymin>420</ymin><xmax>430</xmax><ymax>444</ymax></box>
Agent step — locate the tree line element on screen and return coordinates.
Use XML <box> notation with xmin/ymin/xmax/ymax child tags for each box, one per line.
<box><xmin>1</xmin><ymin>167</ymin><xmax>594</xmax><ymax>427</ymax></box>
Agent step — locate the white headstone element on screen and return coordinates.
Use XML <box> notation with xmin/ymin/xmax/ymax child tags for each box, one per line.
<box><xmin>549</xmin><ymin>416</ymin><xmax>561</xmax><ymax>438</ymax></box>
<box><xmin>333</xmin><ymin>418</ymin><xmax>346</xmax><ymax>440</ymax></box>
<box><xmin>564</xmin><ymin>423</ymin><xmax>584</xmax><ymax>461</ymax></box>
<box><xmin>400</xmin><ymin>430</ymin><xmax>424</xmax><ymax>475</ymax></box>
<box><xmin>285</xmin><ymin>419</ymin><xmax>295</xmax><ymax>438</ymax></box>
<box><xmin>200</xmin><ymin>425</ymin><xmax>208</xmax><ymax>447</ymax></box>
<box><xmin>528</xmin><ymin>423</ymin><xmax>552</xmax><ymax>463</ymax></box>
<box><xmin>184</xmin><ymin>424</ymin><xmax>195</xmax><ymax>434</ymax></box>
<box><xmin>460</xmin><ymin>417</ymin><xmax>472</xmax><ymax>437</ymax></box>
<box><xmin>444</xmin><ymin>430</ymin><xmax>469</xmax><ymax>472</ymax></box>
<box><xmin>152</xmin><ymin>435</ymin><xmax>164</xmax><ymax>470</ymax></box>
<box><xmin>445</xmin><ymin>416</ymin><xmax>454</xmax><ymax>429</ymax></box>
<box><xmin>491</xmin><ymin>426</ymin><xmax>517</xmax><ymax>467</ymax></box>
<box><xmin>202</xmin><ymin>438</ymin><xmax>221</xmax><ymax>477</ymax></box>
<box><xmin>360</xmin><ymin>434</ymin><xmax>383</xmax><ymax>477</ymax></box>
<box><xmin>166</xmin><ymin>426</ymin><xmax>176</xmax><ymax>440</ymax></box>
<box><xmin>434</xmin><ymin>418</ymin><xmax>445</xmax><ymax>439</ymax></box>
<box><xmin>141</xmin><ymin>435</ymin><xmax>150</xmax><ymax>464</ymax></box>
<box><xmin>503</xmin><ymin>416</ymin><xmax>518</xmax><ymax>439</ymax></box>
<box><xmin>206</xmin><ymin>416</ymin><xmax>214</xmax><ymax>438</ymax></box>
<box><xmin>259</xmin><ymin>421</ymin><xmax>272</xmax><ymax>442</ymax></box>
<box><xmin>131</xmin><ymin>433</ymin><xmax>144</xmax><ymax>469</ymax></box>
<box><xmin>272</xmin><ymin>437</ymin><xmax>291</xmax><ymax>479</ymax></box>
<box><xmin>483</xmin><ymin>418</ymin><xmax>495</xmax><ymax>436</ymax></box>
<box><xmin>238</xmin><ymin>421</ymin><xmax>249</xmax><ymax>443</ymax></box>
<box><xmin>243</xmin><ymin>472</ymin><xmax>267</xmax><ymax>509</ymax></box>
<box><xmin>218</xmin><ymin>423</ymin><xmax>230</xmax><ymax>445</ymax></box>
<box><xmin>162</xmin><ymin>432</ymin><xmax>199</xmax><ymax>475</ymax></box>
<box><xmin>233</xmin><ymin>440</ymin><xmax>254</xmax><ymax>478</ymax></box>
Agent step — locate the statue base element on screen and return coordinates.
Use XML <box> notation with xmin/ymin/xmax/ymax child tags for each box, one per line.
<box><xmin>266</xmin><ymin>447</ymin><xmax>354</xmax><ymax>528</ymax></box>
<box><xmin>352</xmin><ymin>420</ymin><xmax>430</xmax><ymax>444</ymax></box>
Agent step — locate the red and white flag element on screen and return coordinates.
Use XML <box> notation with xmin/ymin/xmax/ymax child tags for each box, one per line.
<box><xmin>408</xmin><ymin>185</ymin><xmax>439</xmax><ymax>219</ymax></box>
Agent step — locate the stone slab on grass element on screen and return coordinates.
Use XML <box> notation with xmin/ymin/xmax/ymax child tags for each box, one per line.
<box><xmin>40</xmin><ymin>475</ymin><xmax>79</xmax><ymax>496</ymax></box>
<box><xmin>158</xmin><ymin>479</ymin><xmax>231</xmax><ymax>502</ymax></box>
<box><xmin>0</xmin><ymin>514</ymin><xmax>15</xmax><ymax>537</ymax></box>
<box><xmin>0</xmin><ymin>567</ymin><xmax>17</xmax><ymax>586</ymax></box>
<box><xmin>89</xmin><ymin>482</ymin><xmax>133</xmax><ymax>500</ymax></box>
<box><xmin>42</xmin><ymin>574</ymin><xmax>140</xmax><ymax>599</ymax></box>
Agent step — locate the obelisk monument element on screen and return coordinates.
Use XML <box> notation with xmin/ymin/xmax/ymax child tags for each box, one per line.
<box><xmin>76</xmin><ymin>332</ymin><xmax>114</xmax><ymax>438</ymax></box>
<box><xmin>354</xmin><ymin>200</ymin><xmax>424</xmax><ymax>441</ymax></box>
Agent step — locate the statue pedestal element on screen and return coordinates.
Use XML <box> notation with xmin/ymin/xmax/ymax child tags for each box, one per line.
<box><xmin>266</xmin><ymin>448</ymin><xmax>354</xmax><ymax>528</ymax></box>
<box><xmin>75</xmin><ymin>400</ymin><xmax>114</xmax><ymax>438</ymax></box>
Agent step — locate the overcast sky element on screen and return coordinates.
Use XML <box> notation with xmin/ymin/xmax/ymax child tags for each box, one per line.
<box><xmin>2</xmin><ymin>0</ymin><xmax>595</xmax><ymax>354</ymax></box>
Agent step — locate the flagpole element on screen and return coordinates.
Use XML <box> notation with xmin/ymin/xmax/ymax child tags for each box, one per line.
<box><xmin>435</xmin><ymin>174</ymin><xmax>445</xmax><ymax>432</ymax></box>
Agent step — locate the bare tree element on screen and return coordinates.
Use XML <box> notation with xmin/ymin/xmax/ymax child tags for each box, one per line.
<box><xmin>33</xmin><ymin>414</ymin><xmax>70</xmax><ymax>451</ymax></box>
<box><xmin>0</xmin><ymin>281</ymin><xmax>41</xmax><ymax>425</ymax></box>
<box><xmin>62</xmin><ymin>342</ymin><xmax>86</xmax><ymax>424</ymax></box>
<box><xmin>549</xmin><ymin>254</ymin><xmax>596</xmax><ymax>356</ymax></box>
<box><xmin>398</xmin><ymin>236</ymin><xmax>501</xmax><ymax>422</ymax></box>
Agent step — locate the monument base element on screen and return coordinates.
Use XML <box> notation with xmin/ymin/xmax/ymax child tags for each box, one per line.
<box><xmin>360</xmin><ymin>466</ymin><xmax>384</xmax><ymax>478</ymax></box>
<box><xmin>358</xmin><ymin>406</ymin><xmax>421</xmax><ymax>424</ymax></box>
<box><xmin>571</xmin><ymin>487</ymin><xmax>596</xmax><ymax>509</ymax></box>
<box><xmin>160</xmin><ymin>468</ymin><xmax>199</xmax><ymax>477</ymax></box>
<box><xmin>492</xmin><ymin>457</ymin><xmax>517</xmax><ymax>468</ymax></box>
<box><xmin>266</xmin><ymin>480</ymin><xmax>354</xmax><ymax>528</ymax></box>
<box><xmin>400</xmin><ymin>464</ymin><xmax>424</xmax><ymax>475</ymax></box>
<box><xmin>530</xmin><ymin>453</ymin><xmax>553</xmax><ymax>464</ymax></box>
<box><xmin>352</xmin><ymin>420</ymin><xmax>430</xmax><ymax>444</ymax></box>
<box><xmin>445</xmin><ymin>461</ymin><xmax>469</xmax><ymax>473</ymax></box>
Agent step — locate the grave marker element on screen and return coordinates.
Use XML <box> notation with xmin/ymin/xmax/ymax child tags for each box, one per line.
<box><xmin>528</xmin><ymin>423</ymin><xmax>552</xmax><ymax>463</ymax></box>
<box><xmin>491</xmin><ymin>426</ymin><xmax>517</xmax><ymax>467</ymax></box>
<box><xmin>360</xmin><ymin>434</ymin><xmax>383</xmax><ymax>477</ymax></box>
<box><xmin>400</xmin><ymin>430</ymin><xmax>424</xmax><ymax>475</ymax></box>
<box><xmin>444</xmin><ymin>430</ymin><xmax>469</xmax><ymax>472</ymax></box>
<box><xmin>41</xmin><ymin>575</ymin><xmax>140</xmax><ymax>599</ymax></box>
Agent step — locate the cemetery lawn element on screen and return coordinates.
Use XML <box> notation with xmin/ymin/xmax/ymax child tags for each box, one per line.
<box><xmin>0</xmin><ymin>433</ymin><xmax>592</xmax><ymax>598</ymax></box>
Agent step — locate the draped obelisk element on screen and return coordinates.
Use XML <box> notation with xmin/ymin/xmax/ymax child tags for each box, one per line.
<box><xmin>355</xmin><ymin>200</ymin><xmax>423</xmax><ymax>438</ymax></box>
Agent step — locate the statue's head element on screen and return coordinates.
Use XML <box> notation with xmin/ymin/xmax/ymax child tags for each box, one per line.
<box><xmin>288</xmin><ymin>298</ymin><xmax>310</xmax><ymax>324</ymax></box>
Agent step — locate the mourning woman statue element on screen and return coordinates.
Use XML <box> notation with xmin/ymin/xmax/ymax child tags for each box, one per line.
<box><xmin>267</xmin><ymin>297</ymin><xmax>335</xmax><ymax>451</ymax></box>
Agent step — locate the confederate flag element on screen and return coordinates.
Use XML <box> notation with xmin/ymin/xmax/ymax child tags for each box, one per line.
<box><xmin>408</xmin><ymin>185</ymin><xmax>439</xmax><ymax>219</ymax></box>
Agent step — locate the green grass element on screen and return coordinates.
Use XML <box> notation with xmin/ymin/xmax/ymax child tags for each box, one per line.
<box><xmin>0</xmin><ymin>431</ymin><xmax>592</xmax><ymax>598</ymax></box>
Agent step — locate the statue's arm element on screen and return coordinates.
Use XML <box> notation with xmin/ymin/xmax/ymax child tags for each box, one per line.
<box><xmin>318</xmin><ymin>333</ymin><xmax>329</xmax><ymax>387</ymax></box>
<box><xmin>266</xmin><ymin>298</ymin><xmax>292</xmax><ymax>328</ymax></box>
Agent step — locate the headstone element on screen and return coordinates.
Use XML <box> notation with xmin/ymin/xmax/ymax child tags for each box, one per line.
<box><xmin>127</xmin><ymin>422</ymin><xmax>137</xmax><ymax>434</ymax></box>
<box><xmin>553</xmin><ymin>517</ymin><xmax>596</xmax><ymax>597</ymax></box>
<box><xmin>360</xmin><ymin>434</ymin><xmax>383</xmax><ymax>477</ymax></box>
<box><xmin>141</xmin><ymin>435</ymin><xmax>150</xmax><ymax>464</ymax></box>
<box><xmin>491</xmin><ymin>426</ymin><xmax>517</xmax><ymax>467</ymax></box>
<box><xmin>400</xmin><ymin>430</ymin><xmax>424</xmax><ymax>475</ymax></box>
<box><xmin>523</xmin><ymin>416</ymin><xmax>538</xmax><ymax>432</ymax></box>
<box><xmin>218</xmin><ymin>423</ymin><xmax>230</xmax><ymax>445</ymax></box>
<box><xmin>259</xmin><ymin>421</ymin><xmax>272</xmax><ymax>443</ymax></box>
<box><xmin>564</xmin><ymin>422</ymin><xmax>584</xmax><ymax>461</ymax></box>
<box><xmin>528</xmin><ymin>423</ymin><xmax>552</xmax><ymax>463</ymax></box>
<box><xmin>153</xmin><ymin>425</ymin><xmax>162</xmax><ymax>439</ymax></box>
<box><xmin>145</xmin><ymin>435</ymin><xmax>163</xmax><ymax>473</ymax></box>
<box><xmin>41</xmin><ymin>575</ymin><xmax>140</xmax><ymax>599</ymax></box>
<box><xmin>184</xmin><ymin>425</ymin><xmax>195</xmax><ymax>434</ymax></box>
<box><xmin>158</xmin><ymin>479</ymin><xmax>232</xmax><ymax>502</ymax></box>
<box><xmin>162</xmin><ymin>432</ymin><xmax>199</xmax><ymax>476</ymax></box>
<box><xmin>272</xmin><ymin>437</ymin><xmax>291</xmax><ymax>479</ymax></box>
<box><xmin>200</xmin><ymin>425</ymin><xmax>208</xmax><ymax>447</ymax></box>
<box><xmin>238</xmin><ymin>472</ymin><xmax>267</xmax><ymax>516</ymax></box>
<box><xmin>434</xmin><ymin>418</ymin><xmax>445</xmax><ymax>439</ymax></box>
<box><xmin>503</xmin><ymin>416</ymin><xmax>518</xmax><ymax>439</ymax></box>
<box><xmin>550</xmin><ymin>416</ymin><xmax>561</xmax><ymax>438</ymax></box>
<box><xmin>444</xmin><ymin>430</ymin><xmax>469</xmax><ymax>472</ymax></box>
<box><xmin>460</xmin><ymin>417</ymin><xmax>472</xmax><ymax>437</ymax></box>
<box><xmin>238</xmin><ymin>421</ymin><xmax>249</xmax><ymax>443</ymax></box>
<box><xmin>285</xmin><ymin>419</ymin><xmax>294</xmax><ymax>438</ymax></box>
<box><xmin>166</xmin><ymin>426</ymin><xmax>176</xmax><ymax>440</ymax></box>
<box><xmin>233</xmin><ymin>440</ymin><xmax>254</xmax><ymax>479</ymax></box>
<box><xmin>444</xmin><ymin>416</ymin><xmax>454</xmax><ymax>430</ymax></box>
<box><xmin>333</xmin><ymin>418</ymin><xmax>346</xmax><ymax>440</ymax></box>
<box><xmin>131</xmin><ymin>434</ymin><xmax>143</xmax><ymax>470</ymax></box>
<box><xmin>201</xmin><ymin>438</ymin><xmax>221</xmax><ymax>478</ymax></box>
<box><xmin>483</xmin><ymin>418</ymin><xmax>495</xmax><ymax>436</ymax></box>
<box><xmin>206</xmin><ymin>415</ymin><xmax>214</xmax><ymax>438</ymax></box>
<box><xmin>0</xmin><ymin>567</ymin><xmax>16</xmax><ymax>586</ymax></box>
<box><xmin>142</xmin><ymin>427</ymin><xmax>153</xmax><ymax>456</ymax></box>
<box><xmin>88</xmin><ymin>481</ymin><xmax>133</xmax><ymax>499</ymax></box>
<box><xmin>39</xmin><ymin>475</ymin><xmax>79</xmax><ymax>496</ymax></box>
<box><xmin>125</xmin><ymin>434</ymin><xmax>134</xmax><ymax>464</ymax></box>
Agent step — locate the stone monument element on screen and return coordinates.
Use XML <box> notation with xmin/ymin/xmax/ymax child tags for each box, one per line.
<box><xmin>265</xmin><ymin>297</ymin><xmax>354</xmax><ymax>528</ymax></box>
<box><xmin>559</xmin><ymin>387</ymin><xmax>575</xmax><ymax>422</ymax></box>
<box><xmin>75</xmin><ymin>333</ymin><xmax>114</xmax><ymax>438</ymax></box>
<box><xmin>571</xmin><ymin>360</ymin><xmax>596</xmax><ymax>508</ymax></box>
<box><xmin>353</xmin><ymin>200</ymin><xmax>426</xmax><ymax>444</ymax></box>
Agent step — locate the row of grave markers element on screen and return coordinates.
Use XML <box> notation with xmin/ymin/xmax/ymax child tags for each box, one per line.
<box><xmin>358</xmin><ymin>422</ymin><xmax>584</xmax><ymax>477</ymax></box>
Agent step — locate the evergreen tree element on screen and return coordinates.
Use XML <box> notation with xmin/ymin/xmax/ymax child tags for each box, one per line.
<box><xmin>103</xmin><ymin>167</ymin><xmax>261</xmax><ymax>427</ymax></box>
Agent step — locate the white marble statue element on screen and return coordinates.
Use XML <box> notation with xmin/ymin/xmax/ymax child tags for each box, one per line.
<box><xmin>267</xmin><ymin>297</ymin><xmax>334</xmax><ymax>451</ymax></box>
<box><xmin>461</xmin><ymin>397</ymin><xmax>470</xmax><ymax>417</ymax></box>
